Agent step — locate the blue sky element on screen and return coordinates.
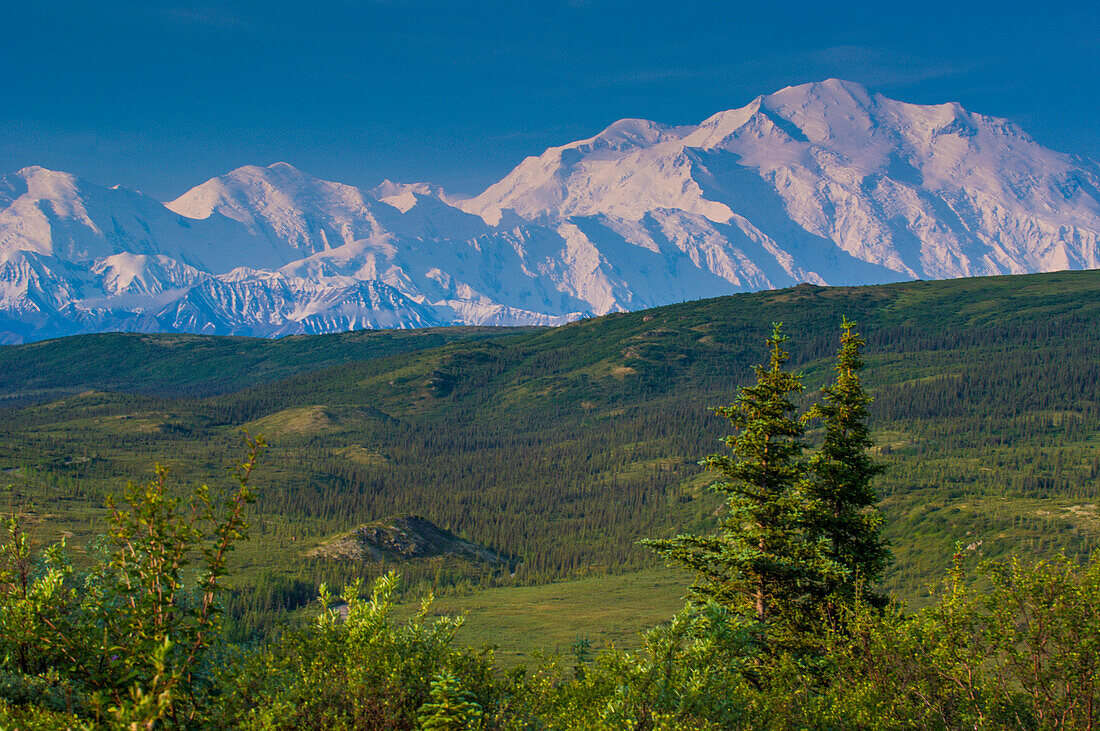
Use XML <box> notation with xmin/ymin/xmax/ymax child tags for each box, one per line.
<box><xmin>3</xmin><ymin>0</ymin><xmax>1097</xmax><ymax>200</ymax></box>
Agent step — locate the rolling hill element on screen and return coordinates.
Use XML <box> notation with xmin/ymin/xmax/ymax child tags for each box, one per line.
<box><xmin>2</xmin><ymin>268</ymin><xmax>1099</xmax><ymax>610</ymax></box>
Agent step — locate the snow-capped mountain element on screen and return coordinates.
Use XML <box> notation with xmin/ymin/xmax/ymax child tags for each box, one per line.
<box><xmin>2</xmin><ymin>79</ymin><xmax>1098</xmax><ymax>343</ymax></box>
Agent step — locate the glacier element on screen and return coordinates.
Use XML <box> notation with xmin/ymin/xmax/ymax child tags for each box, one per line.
<box><xmin>1</xmin><ymin>79</ymin><xmax>1098</xmax><ymax>343</ymax></box>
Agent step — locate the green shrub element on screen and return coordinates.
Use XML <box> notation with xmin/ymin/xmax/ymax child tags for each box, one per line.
<box><xmin>0</xmin><ymin>437</ymin><xmax>265</xmax><ymax>728</ymax></box>
<box><xmin>417</xmin><ymin>672</ymin><xmax>484</xmax><ymax>730</ymax></box>
<box><xmin>772</xmin><ymin>550</ymin><xmax>1100</xmax><ymax>729</ymax></box>
<box><xmin>221</xmin><ymin>572</ymin><xmax>495</xmax><ymax>730</ymax></box>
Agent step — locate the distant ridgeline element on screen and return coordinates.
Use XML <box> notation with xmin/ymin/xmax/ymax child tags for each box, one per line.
<box><xmin>1</xmin><ymin>268</ymin><xmax>1099</xmax><ymax>603</ymax></box>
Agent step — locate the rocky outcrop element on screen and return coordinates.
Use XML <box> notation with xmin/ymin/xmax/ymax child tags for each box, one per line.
<box><xmin>309</xmin><ymin>514</ymin><xmax>509</xmax><ymax>566</ymax></box>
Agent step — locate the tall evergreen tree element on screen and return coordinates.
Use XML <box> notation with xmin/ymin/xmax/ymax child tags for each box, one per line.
<box><xmin>646</xmin><ymin>324</ymin><xmax>823</xmax><ymax>625</ymax></box>
<box><xmin>804</xmin><ymin>319</ymin><xmax>889</xmax><ymax>605</ymax></box>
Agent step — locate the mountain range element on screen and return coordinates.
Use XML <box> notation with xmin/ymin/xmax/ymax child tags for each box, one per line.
<box><xmin>3</xmin><ymin>79</ymin><xmax>1099</xmax><ymax>343</ymax></box>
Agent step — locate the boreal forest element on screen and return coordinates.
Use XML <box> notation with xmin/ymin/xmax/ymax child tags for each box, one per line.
<box><xmin>3</xmin><ymin>268</ymin><xmax>1100</xmax><ymax>728</ymax></box>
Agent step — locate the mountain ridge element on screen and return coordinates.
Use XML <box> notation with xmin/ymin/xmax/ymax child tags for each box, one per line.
<box><xmin>2</xmin><ymin>79</ymin><xmax>1099</xmax><ymax>343</ymax></box>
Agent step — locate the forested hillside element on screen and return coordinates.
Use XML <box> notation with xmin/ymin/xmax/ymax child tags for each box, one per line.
<box><xmin>3</xmin><ymin>269</ymin><xmax>1099</xmax><ymax>611</ymax></box>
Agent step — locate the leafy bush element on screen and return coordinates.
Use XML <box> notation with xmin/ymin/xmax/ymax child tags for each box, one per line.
<box><xmin>0</xmin><ymin>437</ymin><xmax>264</xmax><ymax>727</ymax></box>
<box><xmin>802</xmin><ymin>550</ymin><xmax>1100</xmax><ymax>729</ymax></box>
<box><xmin>220</xmin><ymin>572</ymin><xmax>495</xmax><ymax>730</ymax></box>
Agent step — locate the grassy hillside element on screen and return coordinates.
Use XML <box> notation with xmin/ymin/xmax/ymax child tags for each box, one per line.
<box><xmin>3</xmin><ymin>269</ymin><xmax>1100</xmax><ymax>622</ymax></box>
<box><xmin>411</xmin><ymin>567</ymin><xmax>688</xmax><ymax>666</ymax></box>
<box><xmin>0</xmin><ymin>326</ymin><xmax>520</xmax><ymax>401</ymax></box>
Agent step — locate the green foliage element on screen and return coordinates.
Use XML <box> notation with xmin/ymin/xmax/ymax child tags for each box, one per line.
<box><xmin>553</xmin><ymin>603</ymin><xmax>760</xmax><ymax>729</ymax></box>
<box><xmin>499</xmin><ymin>599</ymin><xmax>839</xmax><ymax>729</ymax></box>
<box><xmin>0</xmin><ymin>436</ymin><xmax>265</xmax><ymax>727</ymax></box>
<box><xmin>646</xmin><ymin>323</ymin><xmax>851</xmax><ymax>645</ymax></box>
<box><xmin>4</xmin><ymin>270</ymin><xmax>1100</xmax><ymax>725</ymax></box>
<box><xmin>803</xmin><ymin>319</ymin><xmax>889</xmax><ymax>605</ymax></box>
<box><xmin>0</xmin><ymin>697</ymin><xmax>86</xmax><ymax>730</ymax></box>
<box><xmin>417</xmin><ymin>672</ymin><xmax>484</xmax><ymax>730</ymax></box>
<box><xmin>3</xmin><ymin>453</ymin><xmax>501</xmax><ymax>729</ymax></box>
<box><xmin>5</xmin><ymin>431</ymin><xmax>1100</xmax><ymax>728</ymax></box>
<box><xmin>221</xmin><ymin>572</ymin><xmax>495</xmax><ymax>730</ymax></box>
<box><xmin>0</xmin><ymin>512</ymin><xmax>78</xmax><ymax>680</ymax></box>
<box><xmin>781</xmin><ymin>551</ymin><xmax>1100</xmax><ymax>729</ymax></box>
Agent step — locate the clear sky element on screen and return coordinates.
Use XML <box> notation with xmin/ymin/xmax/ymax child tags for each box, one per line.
<box><xmin>3</xmin><ymin>0</ymin><xmax>1097</xmax><ymax>201</ymax></box>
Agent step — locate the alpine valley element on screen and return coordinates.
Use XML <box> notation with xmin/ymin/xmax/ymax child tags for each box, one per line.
<box><xmin>3</xmin><ymin>79</ymin><xmax>1099</xmax><ymax>343</ymax></box>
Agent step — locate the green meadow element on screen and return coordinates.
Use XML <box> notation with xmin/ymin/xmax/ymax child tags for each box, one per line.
<box><xmin>3</xmin><ymin>268</ymin><xmax>1100</xmax><ymax>639</ymax></box>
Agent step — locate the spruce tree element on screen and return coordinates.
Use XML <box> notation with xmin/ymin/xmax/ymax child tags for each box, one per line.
<box><xmin>646</xmin><ymin>324</ymin><xmax>822</xmax><ymax>626</ymax></box>
<box><xmin>804</xmin><ymin>319</ymin><xmax>889</xmax><ymax>605</ymax></box>
<box><xmin>417</xmin><ymin>672</ymin><xmax>484</xmax><ymax>730</ymax></box>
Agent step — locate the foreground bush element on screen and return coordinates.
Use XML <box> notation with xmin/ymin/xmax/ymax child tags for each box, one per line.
<box><xmin>6</xmin><ymin>533</ymin><xmax>1100</xmax><ymax>728</ymax></box>
<box><xmin>220</xmin><ymin>573</ymin><xmax>495</xmax><ymax>730</ymax></box>
<box><xmin>805</xmin><ymin>550</ymin><xmax>1100</xmax><ymax>729</ymax></box>
<box><xmin>0</xmin><ymin>438</ymin><xmax>264</xmax><ymax>728</ymax></box>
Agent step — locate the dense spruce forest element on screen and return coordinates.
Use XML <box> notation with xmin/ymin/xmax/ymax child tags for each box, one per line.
<box><xmin>1</xmin><ymin>270</ymin><xmax>1099</xmax><ymax>636</ymax></box>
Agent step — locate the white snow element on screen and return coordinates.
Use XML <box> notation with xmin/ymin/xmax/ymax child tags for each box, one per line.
<box><xmin>1</xmin><ymin>79</ymin><xmax>1099</xmax><ymax>341</ymax></box>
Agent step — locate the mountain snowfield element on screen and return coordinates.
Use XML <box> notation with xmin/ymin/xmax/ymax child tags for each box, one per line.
<box><xmin>2</xmin><ymin>79</ymin><xmax>1099</xmax><ymax>343</ymax></box>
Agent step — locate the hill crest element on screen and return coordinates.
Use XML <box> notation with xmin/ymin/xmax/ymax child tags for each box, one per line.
<box><xmin>309</xmin><ymin>515</ymin><xmax>510</xmax><ymax>567</ymax></box>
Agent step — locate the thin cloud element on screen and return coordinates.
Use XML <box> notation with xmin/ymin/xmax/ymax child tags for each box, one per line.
<box><xmin>587</xmin><ymin>46</ymin><xmax>985</xmax><ymax>95</ymax></box>
<box><xmin>798</xmin><ymin>45</ymin><xmax>986</xmax><ymax>88</ymax></box>
<box><xmin>590</xmin><ymin>67</ymin><xmax>727</xmax><ymax>88</ymax></box>
<box><xmin>155</xmin><ymin>5</ymin><xmax>251</xmax><ymax>29</ymax></box>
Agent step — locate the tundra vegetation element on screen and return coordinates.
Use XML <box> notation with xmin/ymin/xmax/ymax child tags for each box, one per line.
<box><xmin>4</xmin><ymin>318</ymin><xmax>1100</xmax><ymax>729</ymax></box>
<box><xmin>3</xmin><ymin>271</ymin><xmax>1100</xmax><ymax>622</ymax></box>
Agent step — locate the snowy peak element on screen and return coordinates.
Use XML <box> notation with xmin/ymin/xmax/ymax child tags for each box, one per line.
<box><xmin>169</xmin><ymin>162</ymin><xmax>374</xmax><ymax>224</ymax></box>
<box><xmin>1</xmin><ymin>80</ymin><xmax>1099</xmax><ymax>343</ymax></box>
<box><xmin>0</xmin><ymin>165</ymin><xmax>294</xmax><ymax>273</ymax></box>
<box><xmin>461</xmin><ymin>117</ymin><xmax>707</xmax><ymax>225</ymax></box>
<box><xmin>569</xmin><ymin>118</ymin><xmax>692</xmax><ymax>153</ymax></box>
<box><xmin>167</xmin><ymin>163</ymin><xmax>404</xmax><ymax>258</ymax></box>
<box><xmin>686</xmin><ymin>80</ymin><xmax>873</xmax><ymax>149</ymax></box>
<box><xmin>15</xmin><ymin>166</ymin><xmax>84</xmax><ymax>202</ymax></box>
<box><xmin>370</xmin><ymin>180</ymin><xmax>455</xmax><ymax>213</ymax></box>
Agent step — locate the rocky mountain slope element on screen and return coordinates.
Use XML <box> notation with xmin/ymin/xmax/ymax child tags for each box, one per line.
<box><xmin>2</xmin><ymin>79</ymin><xmax>1098</xmax><ymax>342</ymax></box>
